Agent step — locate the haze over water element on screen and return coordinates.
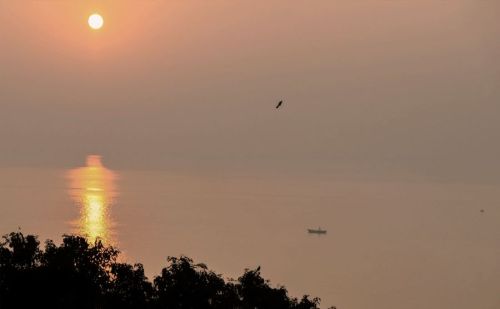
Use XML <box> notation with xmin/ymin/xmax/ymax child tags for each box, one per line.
<box><xmin>1</xmin><ymin>1</ymin><xmax>500</xmax><ymax>308</ymax></box>
<box><xmin>0</xmin><ymin>162</ymin><xmax>498</xmax><ymax>309</ymax></box>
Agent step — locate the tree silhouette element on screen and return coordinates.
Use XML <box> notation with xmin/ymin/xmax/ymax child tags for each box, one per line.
<box><xmin>236</xmin><ymin>267</ymin><xmax>320</xmax><ymax>309</ymax></box>
<box><xmin>154</xmin><ymin>256</ymin><xmax>235</xmax><ymax>309</ymax></box>
<box><xmin>40</xmin><ymin>236</ymin><xmax>119</xmax><ymax>308</ymax></box>
<box><xmin>108</xmin><ymin>263</ymin><xmax>153</xmax><ymax>308</ymax></box>
<box><xmin>0</xmin><ymin>231</ymin><xmax>327</xmax><ymax>309</ymax></box>
<box><xmin>0</xmin><ymin>232</ymin><xmax>43</xmax><ymax>308</ymax></box>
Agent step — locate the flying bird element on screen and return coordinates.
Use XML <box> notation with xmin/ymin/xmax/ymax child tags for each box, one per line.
<box><xmin>276</xmin><ymin>100</ymin><xmax>283</xmax><ymax>109</ymax></box>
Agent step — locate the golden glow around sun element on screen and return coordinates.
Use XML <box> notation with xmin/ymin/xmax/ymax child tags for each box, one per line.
<box><xmin>88</xmin><ymin>13</ymin><xmax>104</xmax><ymax>30</ymax></box>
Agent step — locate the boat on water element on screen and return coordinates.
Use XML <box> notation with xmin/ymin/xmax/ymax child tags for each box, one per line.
<box><xmin>307</xmin><ymin>227</ymin><xmax>327</xmax><ymax>235</ymax></box>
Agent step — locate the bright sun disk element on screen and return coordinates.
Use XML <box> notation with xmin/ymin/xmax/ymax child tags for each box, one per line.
<box><xmin>88</xmin><ymin>14</ymin><xmax>104</xmax><ymax>30</ymax></box>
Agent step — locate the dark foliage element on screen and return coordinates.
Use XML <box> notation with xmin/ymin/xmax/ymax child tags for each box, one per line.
<box><xmin>0</xmin><ymin>231</ymin><xmax>325</xmax><ymax>309</ymax></box>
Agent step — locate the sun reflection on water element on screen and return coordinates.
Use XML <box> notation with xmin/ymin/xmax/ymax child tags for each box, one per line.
<box><xmin>67</xmin><ymin>155</ymin><xmax>118</xmax><ymax>245</ymax></box>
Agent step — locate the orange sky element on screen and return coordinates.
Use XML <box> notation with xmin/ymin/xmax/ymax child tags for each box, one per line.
<box><xmin>0</xmin><ymin>2</ymin><xmax>499</xmax><ymax>308</ymax></box>
<box><xmin>0</xmin><ymin>1</ymin><xmax>499</xmax><ymax>183</ymax></box>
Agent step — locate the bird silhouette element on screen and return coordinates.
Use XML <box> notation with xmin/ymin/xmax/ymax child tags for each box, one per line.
<box><xmin>276</xmin><ymin>100</ymin><xmax>283</xmax><ymax>109</ymax></box>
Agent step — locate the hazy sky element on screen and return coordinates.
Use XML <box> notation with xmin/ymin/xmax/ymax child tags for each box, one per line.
<box><xmin>1</xmin><ymin>3</ymin><xmax>499</xmax><ymax>308</ymax></box>
<box><xmin>1</xmin><ymin>0</ymin><xmax>499</xmax><ymax>183</ymax></box>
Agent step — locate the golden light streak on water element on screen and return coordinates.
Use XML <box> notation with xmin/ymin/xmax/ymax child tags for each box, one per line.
<box><xmin>67</xmin><ymin>155</ymin><xmax>118</xmax><ymax>245</ymax></box>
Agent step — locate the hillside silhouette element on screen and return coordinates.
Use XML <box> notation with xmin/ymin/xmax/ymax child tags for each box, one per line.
<box><xmin>0</xmin><ymin>231</ymin><xmax>332</xmax><ymax>309</ymax></box>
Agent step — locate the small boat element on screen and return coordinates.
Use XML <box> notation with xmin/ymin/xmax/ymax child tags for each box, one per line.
<box><xmin>307</xmin><ymin>227</ymin><xmax>327</xmax><ymax>235</ymax></box>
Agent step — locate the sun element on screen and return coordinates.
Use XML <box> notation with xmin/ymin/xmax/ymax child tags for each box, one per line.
<box><xmin>88</xmin><ymin>14</ymin><xmax>104</xmax><ymax>30</ymax></box>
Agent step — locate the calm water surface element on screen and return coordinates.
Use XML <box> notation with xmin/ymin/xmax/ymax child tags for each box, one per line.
<box><xmin>67</xmin><ymin>155</ymin><xmax>118</xmax><ymax>244</ymax></box>
<box><xmin>0</xmin><ymin>162</ymin><xmax>499</xmax><ymax>309</ymax></box>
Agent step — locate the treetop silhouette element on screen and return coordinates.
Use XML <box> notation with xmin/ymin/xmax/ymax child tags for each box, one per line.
<box><xmin>0</xmin><ymin>231</ymin><xmax>329</xmax><ymax>309</ymax></box>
